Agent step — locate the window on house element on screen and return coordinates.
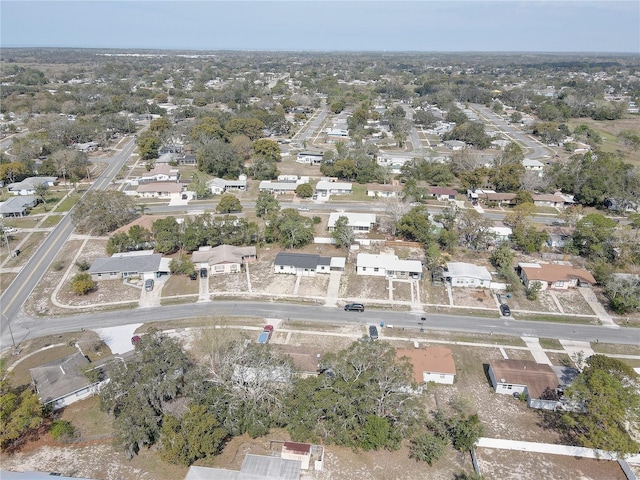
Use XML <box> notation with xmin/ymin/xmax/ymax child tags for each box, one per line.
<box><xmin>374</xmin><ymin>268</ymin><xmax>379</xmax><ymax>272</ymax></box>
<box><xmin>215</xmin><ymin>265</ymin><xmax>224</xmax><ymax>272</ymax></box>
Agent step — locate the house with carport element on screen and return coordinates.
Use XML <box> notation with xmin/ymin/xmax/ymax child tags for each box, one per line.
<box><xmin>191</xmin><ymin>244</ymin><xmax>256</xmax><ymax>275</ymax></box>
<box><xmin>397</xmin><ymin>346</ymin><xmax>456</xmax><ymax>385</ymax></box>
<box><xmin>87</xmin><ymin>250</ymin><xmax>168</xmax><ymax>281</ymax></box>
<box><xmin>6</xmin><ymin>176</ymin><xmax>57</xmax><ymax>195</ymax></box>
<box><xmin>488</xmin><ymin>359</ymin><xmax>562</xmax><ymax>410</ymax></box>
<box><xmin>207</xmin><ymin>175</ymin><xmax>248</xmax><ymax>195</ymax></box>
<box><xmin>0</xmin><ymin>195</ymin><xmax>38</xmax><ymax>218</ymax></box>
<box><xmin>315</xmin><ymin>180</ymin><xmax>352</xmax><ymax>196</ymax></box>
<box><xmin>356</xmin><ymin>253</ymin><xmax>423</xmax><ymax>280</ymax></box>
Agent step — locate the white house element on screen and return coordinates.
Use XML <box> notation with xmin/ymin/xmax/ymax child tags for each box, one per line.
<box><xmin>87</xmin><ymin>250</ymin><xmax>167</xmax><ymax>280</ymax></box>
<box><xmin>366</xmin><ymin>182</ymin><xmax>402</xmax><ymax>198</ymax></box>
<box><xmin>191</xmin><ymin>244</ymin><xmax>256</xmax><ymax>275</ymax></box>
<box><xmin>523</xmin><ymin>159</ymin><xmax>545</xmax><ymax>173</ymax></box>
<box><xmin>6</xmin><ymin>177</ymin><xmax>57</xmax><ymax>195</ymax></box>
<box><xmin>327</xmin><ymin>212</ymin><xmax>377</xmax><ymax>234</ymax></box>
<box><xmin>315</xmin><ymin>180</ymin><xmax>352</xmax><ymax>196</ymax></box>
<box><xmin>30</xmin><ymin>352</ymin><xmax>108</xmax><ymax>410</ymax></box>
<box><xmin>356</xmin><ymin>253</ymin><xmax>423</xmax><ymax>280</ymax></box>
<box><xmin>274</xmin><ymin>252</ymin><xmax>336</xmax><ymax>276</ymax></box>
<box><xmin>518</xmin><ymin>262</ymin><xmax>596</xmax><ymax>290</ymax></box>
<box><xmin>207</xmin><ymin>175</ymin><xmax>248</xmax><ymax>195</ymax></box>
<box><xmin>296</xmin><ymin>151</ymin><xmax>324</xmax><ymax>165</ymax></box>
<box><xmin>136</xmin><ymin>182</ymin><xmax>184</xmax><ymax>198</ymax></box>
<box><xmin>445</xmin><ymin>262</ymin><xmax>492</xmax><ymax>287</ymax></box>
<box><xmin>397</xmin><ymin>346</ymin><xmax>457</xmax><ymax>385</ymax></box>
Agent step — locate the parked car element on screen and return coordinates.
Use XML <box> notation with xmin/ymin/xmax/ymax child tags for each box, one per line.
<box><xmin>369</xmin><ymin>325</ymin><xmax>379</xmax><ymax>340</ymax></box>
<box><xmin>189</xmin><ymin>272</ymin><xmax>198</xmax><ymax>280</ymax></box>
<box><xmin>344</xmin><ymin>303</ymin><xmax>365</xmax><ymax>312</ymax></box>
<box><xmin>144</xmin><ymin>279</ymin><xmax>154</xmax><ymax>292</ymax></box>
<box><xmin>131</xmin><ymin>335</ymin><xmax>142</xmax><ymax>346</ymax></box>
<box><xmin>2</xmin><ymin>226</ymin><xmax>17</xmax><ymax>233</ymax></box>
<box><xmin>263</xmin><ymin>324</ymin><xmax>274</xmax><ymax>339</ymax></box>
<box><xmin>500</xmin><ymin>304</ymin><xmax>511</xmax><ymax>316</ymax></box>
<box><xmin>200</xmin><ymin>267</ymin><xmax>208</xmax><ymax>278</ymax></box>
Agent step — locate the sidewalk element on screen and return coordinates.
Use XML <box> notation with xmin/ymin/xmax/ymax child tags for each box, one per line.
<box><xmin>477</xmin><ymin>437</ymin><xmax>640</xmax><ymax>464</ymax></box>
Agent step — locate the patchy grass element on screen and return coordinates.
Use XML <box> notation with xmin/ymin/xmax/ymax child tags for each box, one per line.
<box><xmin>162</xmin><ymin>274</ymin><xmax>199</xmax><ymax>296</ymax></box>
<box><xmin>8</xmin><ymin>344</ymin><xmax>79</xmax><ymax>388</ymax></box>
<box><xmin>514</xmin><ymin>313</ymin><xmax>596</xmax><ymax>325</ymax></box>
<box><xmin>538</xmin><ymin>338</ymin><xmax>563</xmax><ymax>350</ymax></box>
<box><xmin>591</xmin><ymin>342</ymin><xmax>640</xmax><ymax>356</ymax></box>
<box><xmin>546</xmin><ymin>352</ymin><xmax>574</xmax><ymax>368</ymax></box>
<box><xmin>503</xmin><ymin>349</ymin><xmax>534</xmax><ymax>361</ymax></box>
<box><xmin>160</xmin><ymin>296</ymin><xmax>199</xmax><ymax>306</ymax></box>
<box><xmin>59</xmin><ymin>396</ymin><xmax>113</xmax><ymax>439</ymax></box>
<box><xmin>40</xmin><ymin>215</ymin><xmax>63</xmax><ymax>228</ymax></box>
<box><xmin>1</xmin><ymin>232</ymin><xmax>47</xmax><ymax>268</ymax></box>
<box><xmin>53</xmin><ymin>193</ymin><xmax>80</xmax><ymax>212</ymax></box>
<box><xmin>0</xmin><ymin>271</ymin><xmax>17</xmax><ymax>292</ymax></box>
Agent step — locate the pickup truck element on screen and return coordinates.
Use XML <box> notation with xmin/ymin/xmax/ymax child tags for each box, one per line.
<box><xmin>257</xmin><ymin>324</ymin><xmax>274</xmax><ymax>344</ymax></box>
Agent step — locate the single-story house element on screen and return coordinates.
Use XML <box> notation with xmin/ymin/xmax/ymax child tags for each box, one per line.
<box><xmin>326</xmin><ymin>128</ymin><xmax>349</xmax><ymax>138</ymax></box>
<box><xmin>139</xmin><ymin>164</ymin><xmax>180</xmax><ymax>183</ymax></box>
<box><xmin>533</xmin><ymin>193</ymin><xmax>572</xmax><ymax>209</ymax></box>
<box><xmin>444</xmin><ymin>140</ymin><xmax>466</xmax><ymax>150</ymax></box>
<box><xmin>136</xmin><ymin>182</ymin><xmax>184</xmax><ymax>198</ymax></box>
<box><xmin>191</xmin><ymin>244</ymin><xmax>257</xmax><ymax>274</ymax></box>
<box><xmin>489</xmin><ymin>225</ymin><xmax>512</xmax><ymax>243</ymax></box>
<box><xmin>518</xmin><ymin>262</ymin><xmax>596</xmax><ymax>290</ymax></box>
<box><xmin>185</xmin><ymin>454</ymin><xmax>302</xmax><ymax>480</ymax></box>
<box><xmin>315</xmin><ymin>180</ymin><xmax>352</xmax><ymax>196</ymax></box>
<box><xmin>281</xmin><ymin>442</ymin><xmax>319</xmax><ymax>471</ymax></box>
<box><xmin>427</xmin><ymin>186</ymin><xmax>457</xmax><ymax>201</ymax></box>
<box><xmin>87</xmin><ymin>250</ymin><xmax>167</xmax><ymax>280</ymax></box>
<box><xmin>327</xmin><ymin>212</ymin><xmax>377</xmax><ymax>234</ymax></box>
<box><xmin>259</xmin><ymin>181</ymin><xmax>299</xmax><ymax>195</ymax></box>
<box><xmin>207</xmin><ymin>176</ymin><xmax>248</xmax><ymax>195</ymax></box>
<box><xmin>179</xmin><ymin>154</ymin><xmax>197</xmax><ymax>165</ymax></box>
<box><xmin>274</xmin><ymin>252</ymin><xmax>344</xmax><ymax>276</ymax></box>
<box><xmin>365</xmin><ymin>183</ymin><xmax>402</xmax><ymax>198</ymax></box>
<box><xmin>523</xmin><ymin>159</ymin><xmax>545</xmax><ymax>172</ymax></box>
<box><xmin>488</xmin><ymin>359</ymin><xmax>561</xmax><ymax>410</ymax></box>
<box><xmin>73</xmin><ymin>141</ymin><xmax>100</xmax><ymax>152</ymax></box>
<box><xmin>0</xmin><ymin>195</ymin><xmax>38</xmax><ymax>217</ymax></box>
<box><xmin>445</xmin><ymin>262</ymin><xmax>492</xmax><ymax>288</ymax></box>
<box><xmin>356</xmin><ymin>253</ymin><xmax>423</xmax><ymax>280</ymax></box>
<box><xmin>296</xmin><ymin>151</ymin><xmax>324</xmax><ymax>165</ymax></box>
<box><xmin>397</xmin><ymin>346</ymin><xmax>456</xmax><ymax>385</ymax></box>
<box><xmin>30</xmin><ymin>352</ymin><xmax>107</xmax><ymax>410</ymax></box>
<box><xmin>6</xmin><ymin>177</ymin><xmax>57</xmax><ymax>195</ymax></box>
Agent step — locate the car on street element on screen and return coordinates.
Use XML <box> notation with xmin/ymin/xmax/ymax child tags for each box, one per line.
<box><xmin>369</xmin><ymin>325</ymin><xmax>379</xmax><ymax>340</ymax></box>
<box><xmin>344</xmin><ymin>303</ymin><xmax>365</xmax><ymax>312</ymax></box>
<box><xmin>500</xmin><ymin>304</ymin><xmax>511</xmax><ymax>316</ymax></box>
<box><xmin>297</xmin><ymin>207</ymin><xmax>310</xmax><ymax>211</ymax></box>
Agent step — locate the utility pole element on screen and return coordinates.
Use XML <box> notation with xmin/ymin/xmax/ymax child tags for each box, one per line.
<box><xmin>2</xmin><ymin>314</ymin><xmax>16</xmax><ymax>349</ymax></box>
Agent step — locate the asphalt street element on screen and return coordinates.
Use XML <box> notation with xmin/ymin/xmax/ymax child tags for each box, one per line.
<box><xmin>3</xmin><ymin>301</ymin><xmax>639</xmax><ymax>350</ymax></box>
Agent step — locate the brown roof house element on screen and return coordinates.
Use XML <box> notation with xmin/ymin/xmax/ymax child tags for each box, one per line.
<box><xmin>518</xmin><ymin>262</ymin><xmax>596</xmax><ymax>290</ymax></box>
<box><xmin>488</xmin><ymin>359</ymin><xmax>561</xmax><ymax>410</ymax></box>
<box><xmin>397</xmin><ymin>346</ymin><xmax>457</xmax><ymax>385</ymax></box>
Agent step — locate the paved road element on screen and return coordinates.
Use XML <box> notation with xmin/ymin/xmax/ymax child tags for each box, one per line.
<box><xmin>0</xmin><ymin>138</ymin><xmax>137</xmax><ymax>334</ymax></box>
<box><xmin>3</xmin><ymin>300</ymin><xmax>639</xmax><ymax>349</ymax></box>
<box><xmin>468</xmin><ymin>104</ymin><xmax>553</xmax><ymax>160</ymax></box>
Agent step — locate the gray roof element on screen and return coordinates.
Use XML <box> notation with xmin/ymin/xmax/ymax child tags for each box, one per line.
<box><xmin>274</xmin><ymin>252</ymin><xmax>323</xmax><ymax>269</ymax></box>
<box><xmin>88</xmin><ymin>251</ymin><xmax>163</xmax><ymax>275</ymax></box>
<box><xmin>30</xmin><ymin>352</ymin><xmax>91</xmax><ymax>405</ymax></box>
<box><xmin>192</xmin><ymin>245</ymin><xmax>256</xmax><ymax>265</ymax></box>
<box><xmin>0</xmin><ymin>195</ymin><xmax>38</xmax><ymax>214</ymax></box>
<box><xmin>185</xmin><ymin>455</ymin><xmax>301</xmax><ymax>480</ymax></box>
<box><xmin>445</xmin><ymin>262</ymin><xmax>492</xmax><ymax>281</ymax></box>
<box><xmin>6</xmin><ymin>176</ymin><xmax>57</xmax><ymax>190</ymax></box>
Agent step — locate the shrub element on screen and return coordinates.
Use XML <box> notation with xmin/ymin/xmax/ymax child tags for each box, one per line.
<box><xmin>50</xmin><ymin>420</ymin><xmax>75</xmax><ymax>440</ymax></box>
<box><xmin>75</xmin><ymin>259</ymin><xmax>91</xmax><ymax>271</ymax></box>
<box><xmin>71</xmin><ymin>272</ymin><xmax>96</xmax><ymax>295</ymax></box>
<box><xmin>52</xmin><ymin>261</ymin><xmax>65</xmax><ymax>271</ymax></box>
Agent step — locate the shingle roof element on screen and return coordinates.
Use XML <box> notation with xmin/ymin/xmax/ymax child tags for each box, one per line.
<box><xmin>398</xmin><ymin>346</ymin><xmax>456</xmax><ymax>383</ymax></box>
<box><xmin>88</xmin><ymin>251</ymin><xmax>162</xmax><ymax>274</ymax></box>
<box><xmin>521</xmin><ymin>263</ymin><xmax>596</xmax><ymax>285</ymax></box>
<box><xmin>491</xmin><ymin>359</ymin><xmax>559</xmax><ymax>399</ymax></box>
<box><xmin>0</xmin><ymin>195</ymin><xmax>38</xmax><ymax>214</ymax></box>
<box><xmin>445</xmin><ymin>262</ymin><xmax>492</xmax><ymax>281</ymax></box>
<box><xmin>191</xmin><ymin>245</ymin><xmax>256</xmax><ymax>265</ymax></box>
<box><xmin>274</xmin><ymin>252</ymin><xmax>320</xmax><ymax>269</ymax></box>
<box><xmin>30</xmin><ymin>352</ymin><xmax>91</xmax><ymax>405</ymax></box>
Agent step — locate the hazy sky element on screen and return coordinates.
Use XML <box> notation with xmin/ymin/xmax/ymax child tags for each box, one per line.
<box><xmin>2</xmin><ymin>1</ymin><xmax>639</xmax><ymax>53</ymax></box>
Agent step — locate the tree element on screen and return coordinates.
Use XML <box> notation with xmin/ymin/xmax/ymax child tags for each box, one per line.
<box><xmin>196</xmin><ymin>139</ymin><xmax>243</xmax><ymax>178</ymax></box>
<box><xmin>331</xmin><ymin>216</ymin><xmax>354</xmax><ymax>248</ymax></box>
<box><xmin>0</xmin><ymin>371</ymin><xmax>44</xmax><ymax>451</ymax></box>
<box><xmin>71</xmin><ymin>191</ymin><xmax>137</xmax><ymax>235</ymax></box>
<box><xmin>268</xmin><ymin>209</ymin><xmax>314</xmax><ymax>249</ymax></box>
<box><xmin>0</xmin><ymin>162</ymin><xmax>29</xmax><ymax>184</ymax></box>
<box><xmin>34</xmin><ymin>183</ymin><xmax>50</xmax><ymax>210</ymax></box>
<box><xmin>604</xmin><ymin>276</ymin><xmax>640</xmax><ymax>314</ymax></box>
<box><xmin>225</xmin><ymin>118</ymin><xmax>264</xmax><ymax>140</ymax></box>
<box><xmin>571</xmin><ymin>213</ymin><xmax>617</xmax><ymax>261</ymax></box>
<box><xmin>255</xmin><ymin>191</ymin><xmax>280</xmax><ymax>218</ymax></box>
<box><xmin>409</xmin><ymin>431</ymin><xmax>447</xmax><ymax>465</ymax></box>
<box><xmin>160</xmin><ymin>403</ymin><xmax>228</xmax><ymax>466</ymax></box>
<box><xmin>490</xmin><ymin>244</ymin><xmax>514</xmax><ymax>271</ymax></box>
<box><xmin>526</xmin><ymin>280</ymin><xmax>543</xmax><ymax>301</ymax></box>
<box><xmin>152</xmin><ymin>216</ymin><xmax>181</xmax><ymax>254</ymax></box>
<box><xmin>100</xmin><ymin>330</ymin><xmax>195</xmax><ymax>459</ymax></box>
<box><xmin>71</xmin><ymin>272</ymin><xmax>96</xmax><ymax>295</ymax></box>
<box><xmin>216</xmin><ymin>194</ymin><xmax>242</xmax><ymax>214</ymax></box>
<box><xmin>295</xmin><ymin>183</ymin><xmax>313</xmax><ymax>198</ymax></box>
<box><xmin>136</xmin><ymin>131</ymin><xmax>160</xmax><ymax>160</ymax></box>
<box><xmin>252</xmin><ymin>139</ymin><xmax>281</xmax><ymax>162</ymax></box>
<box><xmin>561</xmin><ymin>355</ymin><xmax>640</xmax><ymax>456</ymax></box>
<box><xmin>397</xmin><ymin>207</ymin><xmax>434</xmax><ymax>246</ymax></box>
<box><xmin>619</xmin><ymin>129</ymin><xmax>640</xmax><ymax>151</ymax></box>
<box><xmin>169</xmin><ymin>257</ymin><xmax>195</xmax><ymax>276</ymax></box>
<box><xmin>495</xmin><ymin>142</ymin><xmax>524</xmax><ymax>167</ymax></box>
<box><xmin>457</xmin><ymin>210</ymin><xmax>494</xmax><ymax>250</ymax></box>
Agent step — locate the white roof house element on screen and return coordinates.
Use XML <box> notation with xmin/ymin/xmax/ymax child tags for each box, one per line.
<box><xmin>445</xmin><ymin>262</ymin><xmax>492</xmax><ymax>288</ymax></box>
<box><xmin>328</xmin><ymin>212</ymin><xmax>376</xmax><ymax>233</ymax></box>
<box><xmin>356</xmin><ymin>253</ymin><xmax>423</xmax><ymax>280</ymax></box>
<box><xmin>523</xmin><ymin>159</ymin><xmax>545</xmax><ymax>171</ymax></box>
<box><xmin>315</xmin><ymin>181</ymin><xmax>352</xmax><ymax>195</ymax></box>
<box><xmin>7</xmin><ymin>176</ymin><xmax>57</xmax><ymax>195</ymax></box>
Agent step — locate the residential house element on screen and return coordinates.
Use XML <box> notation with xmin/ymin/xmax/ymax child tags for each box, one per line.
<box><xmin>30</xmin><ymin>352</ymin><xmax>107</xmax><ymax>410</ymax></box>
<box><xmin>326</xmin><ymin>128</ymin><xmax>349</xmax><ymax>138</ymax></box>
<box><xmin>547</xmin><ymin>233</ymin><xmax>571</xmax><ymax>249</ymax></box>
<box><xmin>73</xmin><ymin>141</ymin><xmax>100</xmax><ymax>152</ymax></box>
<box><xmin>489</xmin><ymin>225</ymin><xmax>512</xmax><ymax>244</ymax></box>
<box><xmin>533</xmin><ymin>192</ymin><xmax>572</xmax><ymax>209</ymax></box>
<box><xmin>178</xmin><ymin>154</ymin><xmax>197</xmax><ymax>166</ymax></box>
<box><xmin>315</xmin><ymin>180</ymin><xmax>352</xmax><ymax>196</ymax></box>
<box><xmin>488</xmin><ymin>359</ymin><xmax>561</xmax><ymax>410</ymax></box>
<box><xmin>136</xmin><ymin>182</ymin><xmax>184</xmax><ymax>198</ymax></box>
<box><xmin>444</xmin><ymin>140</ymin><xmax>466</xmax><ymax>150</ymax></box>
<box><xmin>0</xmin><ymin>195</ymin><xmax>38</xmax><ymax>218</ymax></box>
<box><xmin>366</xmin><ymin>182</ymin><xmax>402</xmax><ymax>198</ymax></box>
<box><xmin>274</xmin><ymin>252</ymin><xmax>344</xmax><ymax>276</ymax></box>
<box><xmin>185</xmin><ymin>454</ymin><xmax>301</xmax><ymax>480</ymax></box>
<box><xmin>327</xmin><ymin>212</ymin><xmax>377</xmax><ymax>234</ymax></box>
<box><xmin>6</xmin><ymin>177</ymin><xmax>57</xmax><ymax>195</ymax></box>
<box><xmin>356</xmin><ymin>253</ymin><xmax>423</xmax><ymax>280</ymax></box>
<box><xmin>296</xmin><ymin>151</ymin><xmax>324</xmax><ymax>165</ymax></box>
<box><xmin>523</xmin><ymin>159</ymin><xmax>545</xmax><ymax>174</ymax></box>
<box><xmin>427</xmin><ymin>186</ymin><xmax>457</xmax><ymax>201</ymax></box>
<box><xmin>139</xmin><ymin>164</ymin><xmax>180</xmax><ymax>183</ymax></box>
<box><xmin>397</xmin><ymin>346</ymin><xmax>456</xmax><ymax>385</ymax></box>
<box><xmin>191</xmin><ymin>244</ymin><xmax>257</xmax><ymax>275</ymax></box>
<box><xmin>87</xmin><ymin>250</ymin><xmax>167</xmax><ymax>280</ymax></box>
<box><xmin>444</xmin><ymin>262</ymin><xmax>492</xmax><ymax>288</ymax></box>
<box><xmin>518</xmin><ymin>262</ymin><xmax>596</xmax><ymax>290</ymax></box>
<box><xmin>207</xmin><ymin>175</ymin><xmax>248</xmax><ymax>195</ymax></box>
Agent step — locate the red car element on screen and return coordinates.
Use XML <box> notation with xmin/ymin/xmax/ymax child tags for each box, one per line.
<box><xmin>263</xmin><ymin>325</ymin><xmax>274</xmax><ymax>339</ymax></box>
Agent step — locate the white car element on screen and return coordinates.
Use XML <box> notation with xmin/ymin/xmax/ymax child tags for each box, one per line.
<box><xmin>2</xmin><ymin>227</ymin><xmax>17</xmax><ymax>233</ymax></box>
<box><xmin>297</xmin><ymin>207</ymin><xmax>310</xmax><ymax>211</ymax></box>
